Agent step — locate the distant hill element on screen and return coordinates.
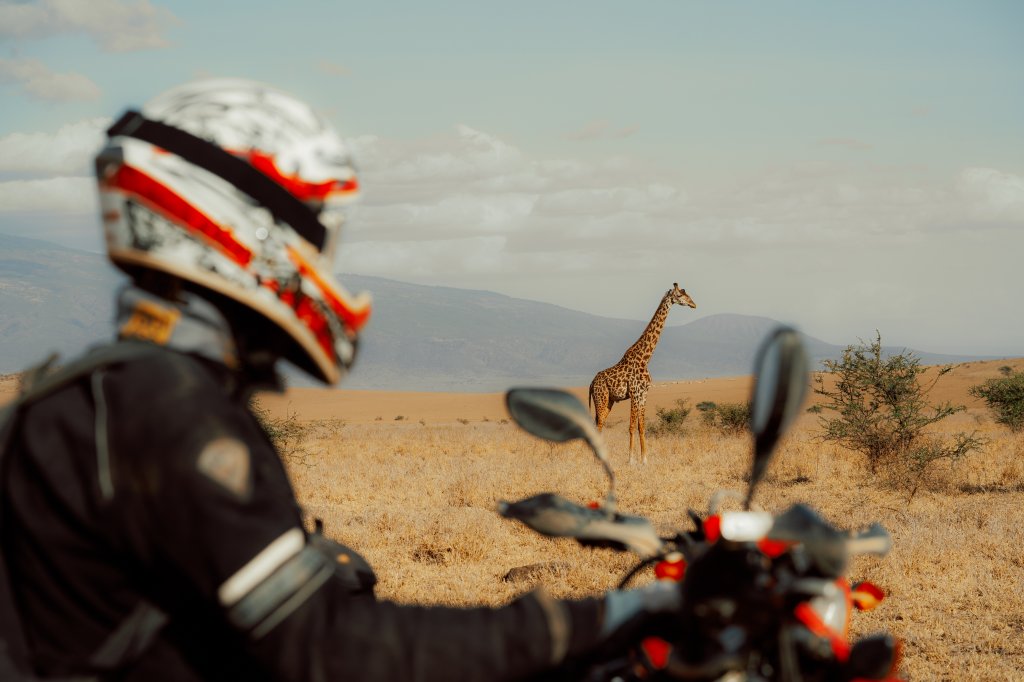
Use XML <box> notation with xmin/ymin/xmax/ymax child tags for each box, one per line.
<box><xmin>0</xmin><ymin>233</ymin><xmax>123</xmax><ymax>370</ymax></box>
<box><xmin>340</xmin><ymin>276</ymin><xmax>985</xmax><ymax>391</ymax></box>
<box><xmin>0</xmin><ymin>233</ymin><xmax>998</xmax><ymax>391</ymax></box>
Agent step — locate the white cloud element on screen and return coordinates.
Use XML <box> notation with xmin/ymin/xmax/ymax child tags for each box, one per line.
<box><xmin>0</xmin><ymin>0</ymin><xmax>179</xmax><ymax>52</ymax></box>
<box><xmin>0</xmin><ymin>117</ymin><xmax>109</xmax><ymax>174</ymax></box>
<box><xmin>350</xmin><ymin>125</ymin><xmax>523</xmax><ymax>190</ymax></box>
<box><xmin>0</xmin><ymin>117</ymin><xmax>1018</xmax><ymax>355</ymax></box>
<box><xmin>535</xmin><ymin>183</ymin><xmax>683</xmax><ymax>217</ymax></box>
<box><xmin>340</xmin><ymin>236</ymin><xmax>509</xmax><ymax>276</ymax></box>
<box><xmin>1</xmin><ymin>118</ymin><xmax>1019</xmax><ymax>353</ymax></box>
<box><xmin>0</xmin><ymin>0</ymin><xmax>38</xmax><ymax>32</ymax></box>
<box><xmin>0</xmin><ymin>58</ymin><xmax>100</xmax><ymax>101</ymax></box>
<box><xmin>957</xmin><ymin>167</ymin><xmax>1024</xmax><ymax>219</ymax></box>
<box><xmin>347</xmin><ymin>127</ymin><xmax>687</xmax><ymax>254</ymax></box>
<box><xmin>2</xmin><ymin>119</ymin><xmax>1012</xmax><ymax>270</ymax></box>
<box><xmin>338</xmin><ymin>126</ymin><xmax>1024</xmax><ymax>292</ymax></box>
<box><xmin>0</xmin><ymin>176</ymin><xmax>96</xmax><ymax>213</ymax></box>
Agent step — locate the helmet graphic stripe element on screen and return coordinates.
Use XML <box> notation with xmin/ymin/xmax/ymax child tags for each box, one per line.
<box><xmin>107</xmin><ymin>111</ymin><xmax>328</xmax><ymax>251</ymax></box>
<box><xmin>108</xmin><ymin>165</ymin><xmax>254</xmax><ymax>266</ymax></box>
<box><xmin>286</xmin><ymin>245</ymin><xmax>371</xmax><ymax>332</ymax></box>
<box><xmin>243</xmin><ymin>150</ymin><xmax>360</xmax><ymax>203</ymax></box>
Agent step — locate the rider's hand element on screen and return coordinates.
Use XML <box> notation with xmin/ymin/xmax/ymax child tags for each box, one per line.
<box><xmin>599</xmin><ymin>581</ymin><xmax>683</xmax><ymax>650</ymax></box>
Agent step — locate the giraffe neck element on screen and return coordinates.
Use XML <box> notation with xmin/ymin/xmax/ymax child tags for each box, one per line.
<box><xmin>623</xmin><ymin>295</ymin><xmax>672</xmax><ymax>367</ymax></box>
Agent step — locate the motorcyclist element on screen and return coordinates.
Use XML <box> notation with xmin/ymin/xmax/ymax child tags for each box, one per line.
<box><xmin>0</xmin><ymin>79</ymin><xmax>679</xmax><ymax>681</ymax></box>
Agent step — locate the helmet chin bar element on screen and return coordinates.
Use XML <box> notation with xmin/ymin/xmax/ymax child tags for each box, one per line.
<box><xmin>108</xmin><ymin>247</ymin><xmax>347</xmax><ymax>385</ymax></box>
<box><xmin>106</xmin><ymin>110</ymin><xmax>329</xmax><ymax>253</ymax></box>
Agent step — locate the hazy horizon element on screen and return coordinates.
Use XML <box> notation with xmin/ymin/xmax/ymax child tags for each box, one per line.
<box><xmin>2</xmin><ymin>229</ymin><xmax>1018</xmax><ymax>363</ymax></box>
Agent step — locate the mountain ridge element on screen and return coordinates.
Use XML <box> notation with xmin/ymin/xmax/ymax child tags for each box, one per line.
<box><xmin>0</xmin><ymin>233</ymin><xmax>1004</xmax><ymax>391</ymax></box>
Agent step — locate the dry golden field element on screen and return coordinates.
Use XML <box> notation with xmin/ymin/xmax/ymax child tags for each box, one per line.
<box><xmin>1</xmin><ymin>358</ymin><xmax>1021</xmax><ymax>679</ymax></box>
<box><xmin>259</xmin><ymin>358</ymin><xmax>1024</xmax><ymax>681</ymax></box>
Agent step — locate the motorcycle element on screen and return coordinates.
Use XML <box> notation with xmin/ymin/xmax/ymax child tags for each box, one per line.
<box><xmin>498</xmin><ymin>327</ymin><xmax>902</xmax><ymax>681</ymax></box>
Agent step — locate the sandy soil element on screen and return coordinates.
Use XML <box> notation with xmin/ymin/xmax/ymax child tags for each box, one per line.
<box><xmin>254</xmin><ymin>376</ymin><xmax>757</xmax><ymax>425</ymax></box>
<box><xmin>4</xmin><ymin>356</ymin><xmax>1020</xmax><ymax>424</ymax></box>
<box><xmin>254</xmin><ymin>357</ymin><xmax>1023</xmax><ymax>426</ymax></box>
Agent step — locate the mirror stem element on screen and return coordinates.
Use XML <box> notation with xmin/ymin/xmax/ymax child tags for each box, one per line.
<box><xmin>596</xmin><ymin>443</ymin><xmax>617</xmax><ymax>516</ymax></box>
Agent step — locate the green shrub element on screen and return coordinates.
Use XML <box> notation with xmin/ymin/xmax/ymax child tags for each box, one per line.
<box><xmin>695</xmin><ymin>401</ymin><xmax>750</xmax><ymax>434</ymax></box>
<box><xmin>814</xmin><ymin>332</ymin><xmax>983</xmax><ymax>493</ymax></box>
<box><xmin>696</xmin><ymin>401</ymin><xmax>718</xmax><ymax>426</ymax></box>
<box><xmin>248</xmin><ymin>397</ymin><xmax>308</xmax><ymax>464</ymax></box>
<box><xmin>714</xmin><ymin>402</ymin><xmax>751</xmax><ymax>434</ymax></box>
<box><xmin>648</xmin><ymin>399</ymin><xmax>692</xmax><ymax>436</ymax></box>
<box><xmin>970</xmin><ymin>370</ymin><xmax>1024</xmax><ymax>432</ymax></box>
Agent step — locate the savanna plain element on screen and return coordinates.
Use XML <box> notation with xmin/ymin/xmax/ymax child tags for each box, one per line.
<box><xmin>257</xmin><ymin>358</ymin><xmax>1024</xmax><ymax>681</ymax></box>
<box><xmin>4</xmin><ymin>359</ymin><xmax>1018</xmax><ymax>679</ymax></box>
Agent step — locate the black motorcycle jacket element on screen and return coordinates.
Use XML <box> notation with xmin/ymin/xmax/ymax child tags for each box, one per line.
<box><xmin>1</xmin><ymin>288</ymin><xmax>603</xmax><ymax>681</ymax></box>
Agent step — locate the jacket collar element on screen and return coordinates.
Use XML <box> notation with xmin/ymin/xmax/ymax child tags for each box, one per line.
<box><xmin>115</xmin><ymin>285</ymin><xmax>239</xmax><ymax>368</ymax></box>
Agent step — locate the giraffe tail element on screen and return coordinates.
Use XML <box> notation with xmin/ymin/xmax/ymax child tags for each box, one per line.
<box><xmin>587</xmin><ymin>379</ymin><xmax>594</xmax><ymax>417</ymax></box>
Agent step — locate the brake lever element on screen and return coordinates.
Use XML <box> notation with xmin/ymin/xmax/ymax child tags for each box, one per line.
<box><xmin>498</xmin><ymin>493</ymin><xmax>664</xmax><ymax>557</ymax></box>
<box><xmin>845</xmin><ymin>523</ymin><xmax>892</xmax><ymax>557</ymax></box>
<box><xmin>767</xmin><ymin>504</ymin><xmax>849</xmax><ymax>577</ymax></box>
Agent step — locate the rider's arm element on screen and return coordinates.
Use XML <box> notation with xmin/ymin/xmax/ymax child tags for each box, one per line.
<box><xmin>108</xmin><ymin>352</ymin><xmax>604</xmax><ymax>681</ymax></box>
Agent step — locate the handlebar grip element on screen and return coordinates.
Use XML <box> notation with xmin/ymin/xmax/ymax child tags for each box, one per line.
<box><xmin>498</xmin><ymin>493</ymin><xmax>664</xmax><ymax>557</ymax></box>
<box><xmin>845</xmin><ymin>523</ymin><xmax>892</xmax><ymax>557</ymax></box>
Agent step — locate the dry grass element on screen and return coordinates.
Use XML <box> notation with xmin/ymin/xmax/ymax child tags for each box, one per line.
<box><xmin>4</xmin><ymin>359</ymin><xmax>1021</xmax><ymax>678</ymax></box>
<box><xmin>274</xmin><ymin>372</ymin><xmax>1024</xmax><ymax>681</ymax></box>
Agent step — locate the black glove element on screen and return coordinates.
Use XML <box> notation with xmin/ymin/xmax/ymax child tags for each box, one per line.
<box><xmin>599</xmin><ymin>581</ymin><xmax>683</xmax><ymax>654</ymax></box>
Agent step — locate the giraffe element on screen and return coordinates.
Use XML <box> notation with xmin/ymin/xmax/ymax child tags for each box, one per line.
<box><xmin>588</xmin><ymin>283</ymin><xmax>697</xmax><ymax>465</ymax></box>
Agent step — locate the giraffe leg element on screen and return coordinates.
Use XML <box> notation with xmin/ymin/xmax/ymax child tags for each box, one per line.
<box><xmin>593</xmin><ymin>382</ymin><xmax>611</xmax><ymax>431</ymax></box>
<box><xmin>628</xmin><ymin>389</ymin><xmax>649</xmax><ymax>465</ymax></box>
<box><xmin>638</xmin><ymin>401</ymin><xmax>648</xmax><ymax>465</ymax></box>
<box><xmin>622</xmin><ymin>409</ymin><xmax>630</xmax><ymax>462</ymax></box>
<box><xmin>629</xmin><ymin>398</ymin><xmax>643</xmax><ymax>466</ymax></box>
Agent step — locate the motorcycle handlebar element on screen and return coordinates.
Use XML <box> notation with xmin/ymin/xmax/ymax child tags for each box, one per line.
<box><xmin>844</xmin><ymin>523</ymin><xmax>892</xmax><ymax>557</ymax></box>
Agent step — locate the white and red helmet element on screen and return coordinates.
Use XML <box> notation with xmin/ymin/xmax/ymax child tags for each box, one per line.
<box><xmin>95</xmin><ymin>79</ymin><xmax>371</xmax><ymax>384</ymax></box>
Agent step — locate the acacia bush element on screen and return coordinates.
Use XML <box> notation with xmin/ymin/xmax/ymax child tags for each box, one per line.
<box><xmin>648</xmin><ymin>399</ymin><xmax>691</xmax><ymax>436</ymax></box>
<box><xmin>248</xmin><ymin>397</ymin><xmax>308</xmax><ymax>464</ymax></box>
<box><xmin>714</xmin><ymin>402</ymin><xmax>751</xmax><ymax>434</ymax></box>
<box><xmin>970</xmin><ymin>369</ymin><xmax>1024</xmax><ymax>432</ymax></box>
<box><xmin>814</xmin><ymin>333</ymin><xmax>983</xmax><ymax>494</ymax></box>
<box><xmin>696</xmin><ymin>401</ymin><xmax>750</xmax><ymax>434</ymax></box>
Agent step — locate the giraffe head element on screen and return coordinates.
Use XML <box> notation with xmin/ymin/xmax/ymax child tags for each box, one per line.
<box><xmin>668</xmin><ymin>282</ymin><xmax>697</xmax><ymax>309</ymax></box>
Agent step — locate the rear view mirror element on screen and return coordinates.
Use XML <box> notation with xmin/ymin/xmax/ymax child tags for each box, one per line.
<box><xmin>505</xmin><ymin>388</ymin><xmax>617</xmax><ymax>513</ymax></box>
<box><xmin>506</xmin><ymin>388</ymin><xmax>593</xmax><ymax>444</ymax></box>
<box><xmin>746</xmin><ymin>327</ymin><xmax>809</xmax><ymax>508</ymax></box>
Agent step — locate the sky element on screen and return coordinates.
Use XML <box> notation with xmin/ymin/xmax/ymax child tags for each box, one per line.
<box><xmin>1</xmin><ymin>0</ymin><xmax>1022</xmax><ymax>356</ymax></box>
